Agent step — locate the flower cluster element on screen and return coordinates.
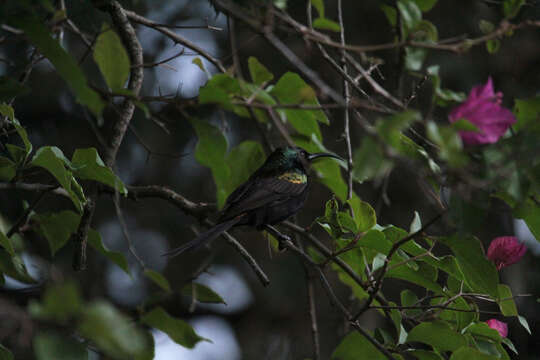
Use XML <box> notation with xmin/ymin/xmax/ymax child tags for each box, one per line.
<box><xmin>449</xmin><ymin>77</ymin><xmax>516</xmax><ymax>145</ymax></box>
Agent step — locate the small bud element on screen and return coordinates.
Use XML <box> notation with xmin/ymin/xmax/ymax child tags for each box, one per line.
<box><xmin>487</xmin><ymin>236</ymin><xmax>526</xmax><ymax>270</ymax></box>
<box><xmin>486</xmin><ymin>319</ymin><xmax>508</xmax><ymax>338</ymax></box>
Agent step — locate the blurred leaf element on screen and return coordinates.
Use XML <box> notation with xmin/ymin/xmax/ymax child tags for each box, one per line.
<box><xmin>518</xmin><ymin>315</ymin><xmax>531</xmax><ymax>334</ymax></box>
<box><xmin>0</xmin><ymin>77</ymin><xmax>29</xmax><ymax>101</ymax></box>
<box><xmin>313</xmin><ymin>18</ymin><xmax>341</xmax><ymax>32</ymax></box>
<box><xmin>192</xmin><ymin>57</ymin><xmax>208</xmax><ymax>76</ymax></box>
<box><xmin>28</xmin><ymin>282</ymin><xmax>81</xmax><ymax>323</ymax></box>
<box><xmin>88</xmin><ymin>229</ymin><xmax>129</xmax><ymax>275</ymax></box>
<box><xmin>188</xmin><ymin>118</ymin><xmax>229</xmax><ymax>208</ymax></box>
<box><xmin>78</xmin><ymin>301</ymin><xmax>149</xmax><ymax>359</ymax></box>
<box><xmin>449</xmin><ymin>347</ymin><xmax>495</xmax><ymax>359</ymax></box>
<box><xmin>464</xmin><ymin>322</ymin><xmax>502</xmax><ymax>343</ymax></box>
<box><xmin>14</xmin><ymin>15</ymin><xmax>104</xmax><ymax>116</ymax></box>
<box><xmin>182</xmin><ymin>282</ymin><xmax>226</xmax><ymax>304</ymax></box>
<box><xmin>0</xmin><ymin>230</ymin><xmax>14</xmax><ymax>256</ymax></box>
<box><xmin>439</xmin><ymin>235</ymin><xmax>499</xmax><ymax>298</ymax></box>
<box><xmin>93</xmin><ymin>24</ymin><xmax>130</xmax><ymax>91</ymax></box>
<box><xmin>513</xmin><ymin>199</ymin><xmax>540</xmax><ymax>241</ymax></box>
<box><xmin>503</xmin><ymin>0</ymin><xmax>525</xmax><ymax>18</ymax></box>
<box><xmin>30</xmin><ymin>146</ymin><xmax>84</xmax><ymax>212</ymax></box>
<box><xmin>513</xmin><ymin>96</ymin><xmax>540</xmax><ymax>133</ymax></box>
<box><xmin>407</xmin><ymin>321</ymin><xmax>467</xmax><ymax>351</ymax></box>
<box><xmin>451</xmin><ymin>118</ymin><xmax>480</xmax><ymax>132</ymax></box>
<box><xmin>413</xmin><ymin>0</ymin><xmax>438</xmax><ymax>11</ymax></box>
<box><xmin>72</xmin><ymin>148</ymin><xmax>127</xmax><ymax>194</ymax></box>
<box><xmin>0</xmin><ymin>251</ymin><xmax>35</xmax><ymax>283</ymax></box>
<box><xmin>225</xmin><ymin>141</ymin><xmax>265</xmax><ymax>197</ymax></box>
<box><xmin>0</xmin><ymin>156</ymin><xmax>16</xmax><ymax>181</ymax></box>
<box><xmin>501</xmin><ymin>337</ymin><xmax>517</xmax><ymax>355</ymax></box>
<box><xmin>144</xmin><ymin>269</ymin><xmax>171</xmax><ymax>292</ymax></box>
<box><xmin>141</xmin><ymin>307</ymin><xmax>208</xmax><ymax>348</ymax></box>
<box><xmin>404</xmin><ymin>47</ymin><xmax>427</xmax><ymax>71</ymax></box>
<box><xmin>310</xmin><ymin>0</ymin><xmax>326</xmax><ymax>17</ymax></box>
<box><xmin>199</xmin><ymin>74</ymin><xmax>241</xmax><ymax>111</ymax></box>
<box><xmin>479</xmin><ymin>20</ymin><xmax>495</xmax><ymax>34</ymax></box>
<box><xmin>409</xmin><ymin>211</ymin><xmax>422</xmax><ymax>233</ymax></box>
<box><xmin>331</xmin><ymin>331</ymin><xmax>386</xmax><ymax>360</ymax></box>
<box><xmin>377</xmin><ymin>111</ymin><xmax>421</xmax><ymax>150</ymax></box>
<box><xmin>380</xmin><ymin>5</ymin><xmax>397</xmax><ymax>26</ymax></box>
<box><xmin>407</xmin><ymin>349</ymin><xmax>444</xmax><ymax>360</ymax></box>
<box><xmin>397</xmin><ymin>0</ymin><xmax>422</xmax><ymax>37</ymax></box>
<box><xmin>497</xmin><ymin>284</ymin><xmax>517</xmax><ymax>316</ymax></box>
<box><xmin>353</xmin><ymin>137</ymin><xmax>393</xmax><ymax>182</ymax></box>
<box><xmin>401</xmin><ymin>289</ymin><xmax>422</xmax><ymax>317</ymax></box>
<box><xmin>486</xmin><ymin>39</ymin><xmax>500</xmax><ymax>54</ymax></box>
<box><xmin>426</xmin><ymin>122</ymin><xmax>468</xmax><ymax>168</ymax></box>
<box><xmin>347</xmin><ymin>197</ymin><xmax>376</xmax><ymax>232</ymax></box>
<box><xmin>0</xmin><ymin>344</ymin><xmax>13</xmax><ymax>360</ymax></box>
<box><xmin>248</xmin><ymin>57</ymin><xmax>273</xmax><ymax>85</ymax></box>
<box><xmin>33</xmin><ymin>332</ymin><xmax>87</xmax><ymax>360</ymax></box>
<box><xmin>427</xmin><ymin>66</ymin><xmax>466</xmax><ymax>106</ymax></box>
<box><xmin>33</xmin><ymin>210</ymin><xmax>80</xmax><ymax>256</ymax></box>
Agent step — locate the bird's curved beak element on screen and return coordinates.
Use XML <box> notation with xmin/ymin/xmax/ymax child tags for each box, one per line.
<box><xmin>307</xmin><ymin>152</ymin><xmax>344</xmax><ymax>162</ymax></box>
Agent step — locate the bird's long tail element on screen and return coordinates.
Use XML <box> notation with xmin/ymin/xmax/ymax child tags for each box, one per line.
<box><xmin>164</xmin><ymin>215</ymin><xmax>245</xmax><ymax>258</ymax></box>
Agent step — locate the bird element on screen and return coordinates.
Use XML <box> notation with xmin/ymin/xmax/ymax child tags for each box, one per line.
<box><xmin>165</xmin><ymin>146</ymin><xmax>343</xmax><ymax>258</ymax></box>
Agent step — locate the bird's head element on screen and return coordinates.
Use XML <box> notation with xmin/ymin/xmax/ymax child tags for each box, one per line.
<box><xmin>265</xmin><ymin>146</ymin><xmax>343</xmax><ymax>172</ymax></box>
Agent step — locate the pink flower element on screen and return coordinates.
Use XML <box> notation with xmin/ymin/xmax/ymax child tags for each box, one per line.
<box><xmin>486</xmin><ymin>319</ymin><xmax>508</xmax><ymax>338</ymax></box>
<box><xmin>487</xmin><ymin>236</ymin><xmax>526</xmax><ymax>270</ymax></box>
<box><xmin>449</xmin><ymin>77</ymin><xmax>516</xmax><ymax>145</ymax></box>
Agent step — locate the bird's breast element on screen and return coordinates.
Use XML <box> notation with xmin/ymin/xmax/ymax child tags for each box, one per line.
<box><xmin>278</xmin><ymin>172</ymin><xmax>307</xmax><ymax>184</ymax></box>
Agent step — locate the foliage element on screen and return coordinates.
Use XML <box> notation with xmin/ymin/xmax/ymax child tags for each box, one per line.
<box><xmin>0</xmin><ymin>0</ymin><xmax>537</xmax><ymax>358</ymax></box>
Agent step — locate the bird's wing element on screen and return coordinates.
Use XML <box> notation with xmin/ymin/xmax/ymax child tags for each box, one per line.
<box><xmin>220</xmin><ymin>176</ymin><xmax>307</xmax><ymax>220</ymax></box>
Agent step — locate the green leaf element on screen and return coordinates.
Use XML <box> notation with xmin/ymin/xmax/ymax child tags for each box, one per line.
<box><xmin>0</xmin><ymin>344</ymin><xmax>13</xmax><ymax>360</ymax></box>
<box><xmin>14</xmin><ymin>15</ymin><xmax>104</xmax><ymax>116</ymax></box>
<box><xmin>486</xmin><ymin>39</ymin><xmax>500</xmax><ymax>54</ymax></box>
<box><xmin>188</xmin><ymin>118</ymin><xmax>229</xmax><ymax>208</ymax></box>
<box><xmin>331</xmin><ymin>331</ymin><xmax>387</xmax><ymax>360</ymax></box>
<box><xmin>199</xmin><ymin>74</ymin><xmax>241</xmax><ymax>111</ymax></box>
<box><xmin>225</xmin><ymin>141</ymin><xmax>265</xmax><ymax>197</ymax></box>
<box><xmin>0</xmin><ymin>77</ymin><xmax>29</xmax><ymax>101</ymax></box>
<box><xmin>380</xmin><ymin>5</ymin><xmax>397</xmax><ymax>26</ymax></box>
<box><xmin>33</xmin><ymin>210</ymin><xmax>80</xmax><ymax>256</ymax></box>
<box><xmin>513</xmin><ymin>96</ymin><xmax>540</xmax><ymax>132</ymax></box>
<box><xmin>503</xmin><ymin>0</ymin><xmax>525</xmax><ymax>18</ymax></box>
<box><xmin>248</xmin><ymin>57</ymin><xmax>273</xmax><ymax>85</ymax></box>
<box><xmin>397</xmin><ymin>0</ymin><xmax>422</xmax><ymax>37</ymax></box>
<box><xmin>33</xmin><ymin>332</ymin><xmax>87</xmax><ymax>360</ymax></box>
<box><xmin>72</xmin><ymin>148</ymin><xmax>127</xmax><ymax>194</ymax></box>
<box><xmin>387</xmin><ymin>262</ymin><xmax>443</xmax><ymax>293</ymax></box>
<box><xmin>407</xmin><ymin>349</ymin><xmax>444</xmax><ymax>360</ymax></box>
<box><xmin>0</xmin><ymin>156</ymin><xmax>16</xmax><ymax>181</ymax></box>
<box><xmin>28</xmin><ymin>282</ymin><xmax>81</xmax><ymax>323</ymax></box>
<box><xmin>271</xmin><ymin>72</ymin><xmax>328</xmax><ymax>141</ymax></box>
<box><xmin>310</xmin><ymin>0</ymin><xmax>325</xmax><ymax>17</ymax></box>
<box><xmin>412</xmin><ymin>0</ymin><xmax>438</xmax><ymax>11</ymax></box>
<box><xmin>426</xmin><ymin>122</ymin><xmax>468</xmax><ymax>168</ymax></box>
<box><xmin>427</xmin><ymin>66</ymin><xmax>466</xmax><ymax>106</ymax></box>
<box><xmin>514</xmin><ymin>199</ymin><xmax>540</xmax><ymax>241</ymax></box>
<box><xmin>518</xmin><ymin>315</ymin><xmax>531</xmax><ymax>334</ymax></box>
<box><xmin>347</xmin><ymin>197</ymin><xmax>376</xmax><ymax>232</ymax></box>
<box><xmin>144</xmin><ymin>269</ymin><xmax>171</xmax><ymax>292</ymax></box>
<box><xmin>93</xmin><ymin>24</ymin><xmax>130</xmax><ymax>91</ymax></box>
<box><xmin>182</xmin><ymin>282</ymin><xmax>226</xmax><ymax>304</ymax></box>
<box><xmin>451</xmin><ymin>118</ymin><xmax>480</xmax><ymax>132</ymax></box>
<box><xmin>0</xmin><ymin>230</ymin><xmax>14</xmax><ymax>256</ymax></box>
<box><xmin>497</xmin><ymin>284</ymin><xmax>517</xmax><ymax>316</ymax></box>
<box><xmin>0</xmin><ymin>250</ymin><xmax>35</xmax><ymax>283</ymax></box>
<box><xmin>439</xmin><ymin>235</ymin><xmax>499</xmax><ymax>298</ymax></box>
<box><xmin>449</xmin><ymin>346</ymin><xmax>495</xmax><ymax>360</ymax></box>
<box><xmin>78</xmin><ymin>301</ymin><xmax>149</xmax><ymax>359</ymax></box>
<box><xmin>479</xmin><ymin>20</ymin><xmax>495</xmax><ymax>34</ymax></box>
<box><xmin>30</xmin><ymin>146</ymin><xmax>84</xmax><ymax>212</ymax></box>
<box><xmin>352</xmin><ymin>137</ymin><xmax>393</xmax><ymax>182</ymax></box>
<box><xmin>407</xmin><ymin>321</ymin><xmax>467</xmax><ymax>351</ymax></box>
<box><xmin>88</xmin><ymin>229</ymin><xmax>129</xmax><ymax>275</ymax></box>
<box><xmin>464</xmin><ymin>322</ymin><xmax>502</xmax><ymax>343</ymax></box>
<box><xmin>141</xmin><ymin>307</ymin><xmax>208</xmax><ymax>348</ymax></box>
<box><xmin>501</xmin><ymin>337</ymin><xmax>518</xmax><ymax>354</ymax></box>
<box><xmin>313</xmin><ymin>18</ymin><xmax>341</xmax><ymax>32</ymax></box>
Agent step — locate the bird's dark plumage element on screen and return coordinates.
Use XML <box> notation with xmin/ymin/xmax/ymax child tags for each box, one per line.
<box><xmin>165</xmin><ymin>146</ymin><xmax>342</xmax><ymax>258</ymax></box>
